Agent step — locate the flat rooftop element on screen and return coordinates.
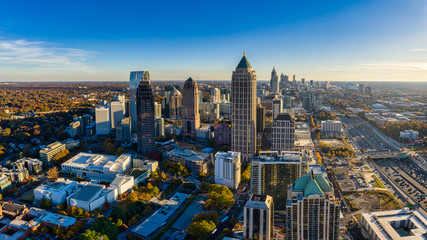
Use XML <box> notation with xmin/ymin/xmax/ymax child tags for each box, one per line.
<box><xmin>166</xmin><ymin>148</ymin><xmax>210</xmax><ymax>162</ymax></box>
<box><xmin>41</xmin><ymin>213</ymin><xmax>77</xmax><ymax>227</ymax></box>
<box><xmin>62</xmin><ymin>152</ymin><xmax>131</xmax><ymax>173</ymax></box>
<box><xmin>69</xmin><ymin>184</ymin><xmax>104</xmax><ymax>202</ymax></box>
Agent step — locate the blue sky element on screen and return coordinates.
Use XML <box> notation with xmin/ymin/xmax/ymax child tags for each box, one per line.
<box><xmin>0</xmin><ymin>0</ymin><xmax>426</xmax><ymax>81</ymax></box>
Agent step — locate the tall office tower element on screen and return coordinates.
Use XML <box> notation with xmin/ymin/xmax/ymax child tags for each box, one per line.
<box><xmin>211</xmin><ymin>88</ymin><xmax>221</xmax><ymax>103</ymax></box>
<box><xmin>358</xmin><ymin>84</ymin><xmax>365</xmax><ymax>94</ymax></box>
<box><xmin>244</xmin><ymin>194</ymin><xmax>274</xmax><ymax>240</ymax></box>
<box><xmin>311</xmin><ymin>92</ymin><xmax>322</xmax><ymax>109</ymax></box>
<box><xmin>129</xmin><ymin>71</ymin><xmax>148</xmax><ymax>133</ymax></box>
<box><xmin>198</xmin><ymin>90</ymin><xmax>203</xmax><ymax>109</ymax></box>
<box><xmin>220</xmin><ymin>88</ymin><xmax>231</xmax><ymax>102</ymax></box>
<box><xmin>116</xmin><ymin>118</ymin><xmax>131</xmax><ymax>143</ymax></box>
<box><xmin>285</xmin><ymin>172</ymin><xmax>340</xmax><ymax>240</ymax></box>
<box><xmin>301</xmin><ymin>78</ymin><xmax>305</xmax><ymax>85</ymax></box>
<box><xmin>270</xmin><ymin>68</ymin><xmax>279</xmax><ymax>94</ymax></box>
<box><xmin>251</xmin><ymin>151</ymin><xmax>306</xmax><ymax>211</ymax></box>
<box><xmin>310</xmin><ymin>79</ymin><xmax>314</xmax><ymax>86</ymax></box>
<box><xmin>169</xmin><ymin>88</ymin><xmax>183</xmax><ymax>119</ymax></box>
<box><xmin>231</xmin><ymin>53</ymin><xmax>257</xmax><ymax>163</ymax></box>
<box><xmin>136</xmin><ymin>72</ymin><xmax>155</xmax><ymax>154</ymax></box>
<box><xmin>365</xmin><ymin>87</ymin><xmax>372</xmax><ymax>95</ymax></box>
<box><xmin>271</xmin><ymin>113</ymin><xmax>295</xmax><ymax>152</ymax></box>
<box><xmin>292</xmin><ymin>75</ymin><xmax>296</xmax><ymax>85</ymax></box>
<box><xmin>154</xmin><ymin>117</ymin><xmax>165</xmax><ymax>137</ymax></box>
<box><xmin>114</xmin><ymin>95</ymin><xmax>126</xmax><ymax>115</ymax></box>
<box><xmin>272</xmin><ymin>98</ymin><xmax>283</xmax><ymax>119</ymax></box>
<box><xmin>182</xmin><ymin>77</ymin><xmax>201</xmax><ymax>139</ymax></box>
<box><xmin>280</xmin><ymin>73</ymin><xmax>286</xmax><ymax>89</ymax></box>
<box><xmin>256</xmin><ymin>104</ymin><xmax>266</xmax><ymax>133</ymax></box>
<box><xmin>214</xmin><ymin>151</ymin><xmax>241</xmax><ymax>189</ymax></box>
<box><xmin>154</xmin><ymin>102</ymin><xmax>162</xmax><ymax>118</ymax></box>
<box><xmin>110</xmin><ymin>101</ymin><xmax>124</xmax><ymax>129</ymax></box>
<box><xmin>95</xmin><ymin>106</ymin><xmax>111</xmax><ymax>135</ymax></box>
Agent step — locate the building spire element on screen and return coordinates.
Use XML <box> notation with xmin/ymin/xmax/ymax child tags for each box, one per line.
<box><xmin>243</xmin><ymin>51</ymin><xmax>246</xmax><ymax>56</ymax></box>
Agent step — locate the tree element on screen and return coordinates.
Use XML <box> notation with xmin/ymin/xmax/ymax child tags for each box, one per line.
<box><xmin>192</xmin><ymin>212</ymin><xmax>220</xmax><ymax>225</ymax></box>
<box><xmin>204</xmin><ymin>184</ymin><xmax>235</xmax><ymax>211</ymax></box>
<box><xmin>77</xmin><ymin>229</ymin><xmax>109</xmax><ymax>240</ymax></box>
<box><xmin>150</xmin><ymin>170</ymin><xmax>158</xmax><ymax>179</ymax></box>
<box><xmin>160</xmin><ymin>172</ymin><xmax>167</xmax><ymax>180</ymax></box>
<box><xmin>77</xmin><ymin>208</ymin><xmax>85</xmax><ymax>216</ymax></box>
<box><xmin>125</xmin><ymin>192</ymin><xmax>138</xmax><ymax>205</ymax></box>
<box><xmin>47</xmin><ymin>167</ymin><xmax>59</xmax><ymax>181</ymax></box>
<box><xmin>90</xmin><ymin>216</ymin><xmax>118</xmax><ymax>240</ymax></box>
<box><xmin>187</xmin><ymin>220</ymin><xmax>216</xmax><ymax>240</ymax></box>
<box><xmin>115</xmin><ymin>147</ymin><xmax>126</xmax><ymax>156</ymax></box>
<box><xmin>241</xmin><ymin>164</ymin><xmax>251</xmax><ymax>183</ymax></box>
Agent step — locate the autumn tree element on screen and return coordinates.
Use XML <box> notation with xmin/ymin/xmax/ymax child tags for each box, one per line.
<box><xmin>47</xmin><ymin>167</ymin><xmax>59</xmax><ymax>181</ymax></box>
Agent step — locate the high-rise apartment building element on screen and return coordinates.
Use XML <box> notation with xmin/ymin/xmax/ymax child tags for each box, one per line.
<box><xmin>154</xmin><ymin>102</ymin><xmax>162</xmax><ymax>118</ymax></box>
<box><xmin>256</xmin><ymin>104</ymin><xmax>266</xmax><ymax>133</ymax></box>
<box><xmin>136</xmin><ymin>72</ymin><xmax>155</xmax><ymax>154</ymax></box>
<box><xmin>169</xmin><ymin>88</ymin><xmax>183</xmax><ymax>119</ymax></box>
<box><xmin>129</xmin><ymin>71</ymin><xmax>147</xmax><ymax>133</ymax></box>
<box><xmin>285</xmin><ymin>172</ymin><xmax>340</xmax><ymax>240</ymax></box>
<box><xmin>272</xmin><ymin>98</ymin><xmax>283</xmax><ymax>119</ymax></box>
<box><xmin>271</xmin><ymin>113</ymin><xmax>295</xmax><ymax>152</ymax></box>
<box><xmin>251</xmin><ymin>151</ymin><xmax>306</xmax><ymax>211</ymax></box>
<box><xmin>231</xmin><ymin>53</ymin><xmax>257</xmax><ymax>163</ymax></box>
<box><xmin>244</xmin><ymin>194</ymin><xmax>274</xmax><ymax>240</ymax></box>
<box><xmin>280</xmin><ymin>73</ymin><xmax>288</xmax><ymax>89</ymax></box>
<box><xmin>154</xmin><ymin>117</ymin><xmax>165</xmax><ymax>137</ymax></box>
<box><xmin>211</xmin><ymin>88</ymin><xmax>221</xmax><ymax>103</ymax></box>
<box><xmin>182</xmin><ymin>77</ymin><xmax>200</xmax><ymax>139</ymax></box>
<box><xmin>110</xmin><ymin>101</ymin><xmax>124</xmax><ymax>129</ymax></box>
<box><xmin>214</xmin><ymin>151</ymin><xmax>241</xmax><ymax>189</ymax></box>
<box><xmin>95</xmin><ymin>106</ymin><xmax>111</xmax><ymax>135</ymax></box>
<box><xmin>270</xmin><ymin>67</ymin><xmax>279</xmax><ymax>94</ymax></box>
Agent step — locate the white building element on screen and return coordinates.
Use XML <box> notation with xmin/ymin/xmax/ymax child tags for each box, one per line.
<box><xmin>68</xmin><ymin>121</ymin><xmax>81</xmax><ymax>137</ymax></box>
<box><xmin>34</xmin><ymin>179</ymin><xmax>79</xmax><ymax>204</ymax></box>
<box><xmin>154</xmin><ymin>102</ymin><xmax>162</xmax><ymax>118</ymax></box>
<box><xmin>321</xmin><ymin>120</ymin><xmax>342</xmax><ymax>133</ymax></box>
<box><xmin>295</xmin><ymin>129</ymin><xmax>311</xmax><ymax>140</ymax></box>
<box><xmin>196</xmin><ymin>125</ymin><xmax>212</xmax><ymax>142</ymax></box>
<box><xmin>400</xmin><ymin>130</ymin><xmax>419</xmax><ymax>140</ymax></box>
<box><xmin>95</xmin><ymin>105</ymin><xmax>111</xmax><ymax>135</ymax></box>
<box><xmin>155</xmin><ymin>117</ymin><xmax>165</xmax><ymax>137</ymax></box>
<box><xmin>110</xmin><ymin>101</ymin><xmax>124</xmax><ymax>129</ymax></box>
<box><xmin>39</xmin><ymin>142</ymin><xmax>66</xmax><ymax>164</ymax></box>
<box><xmin>61</xmin><ymin>153</ymin><xmax>132</xmax><ymax>182</ymax></box>
<box><xmin>132</xmin><ymin>158</ymin><xmax>159</xmax><ymax>172</ymax></box>
<box><xmin>67</xmin><ymin>183</ymin><xmax>117</xmax><ymax>212</ymax></box>
<box><xmin>361</xmin><ymin>208</ymin><xmax>427</xmax><ymax>240</ymax></box>
<box><xmin>214</xmin><ymin>151</ymin><xmax>241</xmax><ymax>189</ymax></box>
<box><xmin>244</xmin><ymin>194</ymin><xmax>274</xmax><ymax>240</ymax></box>
<box><xmin>110</xmin><ymin>174</ymin><xmax>134</xmax><ymax>195</ymax></box>
<box><xmin>211</xmin><ymin>88</ymin><xmax>221</xmax><ymax>103</ymax></box>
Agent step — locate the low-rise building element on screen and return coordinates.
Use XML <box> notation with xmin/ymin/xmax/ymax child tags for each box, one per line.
<box><xmin>321</xmin><ymin>120</ymin><xmax>342</xmax><ymax>133</ymax></box>
<box><xmin>132</xmin><ymin>159</ymin><xmax>158</xmax><ymax>172</ymax></box>
<box><xmin>196</xmin><ymin>125</ymin><xmax>212</xmax><ymax>142</ymax></box>
<box><xmin>110</xmin><ymin>174</ymin><xmax>134</xmax><ymax>195</ymax></box>
<box><xmin>400</xmin><ymin>130</ymin><xmax>419</xmax><ymax>140</ymax></box>
<box><xmin>164</xmin><ymin>148</ymin><xmax>211</xmax><ymax>174</ymax></box>
<box><xmin>0</xmin><ymin>175</ymin><xmax>12</xmax><ymax>192</ymax></box>
<box><xmin>61</xmin><ymin>153</ymin><xmax>132</xmax><ymax>182</ymax></box>
<box><xmin>67</xmin><ymin>183</ymin><xmax>117</xmax><ymax>212</ymax></box>
<box><xmin>34</xmin><ymin>179</ymin><xmax>79</xmax><ymax>205</ymax></box>
<box><xmin>39</xmin><ymin>142</ymin><xmax>66</xmax><ymax>164</ymax></box>
<box><xmin>14</xmin><ymin>158</ymin><xmax>42</xmax><ymax>174</ymax></box>
<box><xmin>164</xmin><ymin>125</ymin><xmax>182</xmax><ymax>136</ymax></box>
<box><xmin>129</xmin><ymin>168</ymin><xmax>150</xmax><ymax>185</ymax></box>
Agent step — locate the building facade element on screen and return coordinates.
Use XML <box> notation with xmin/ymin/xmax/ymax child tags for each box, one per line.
<box><xmin>182</xmin><ymin>77</ymin><xmax>201</xmax><ymax>139</ymax></box>
<box><xmin>272</xmin><ymin>98</ymin><xmax>283</xmax><ymax>119</ymax></box>
<box><xmin>244</xmin><ymin>194</ymin><xmax>274</xmax><ymax>240</ymax></box>
<box><xmin>214</xmin><ymin>151</ymin><xmax>241</xmax><ymax>189</ymax></box>
<box><xmin>231</xmin><ymin>53</ymin><xmax>257</xmax><ymax>163</ymax></box>
<box><xmin>169</xmin><ymin>88</ymin><xmax>183</xmax><ymax>119</ymax></box>
<box><xmin>270</xmin><ymin>67</ymin><xmax>279</xmax><ymax>95</ymax></box>
<box><xmin>271</xmin><ymin>113</ymin><xmax>295</xmax><ymax>152</ymax></box>
<box><xmin>39</xmin><ymin>142</ymin><xmax>66</xmax><ymax>164</ymax></box>
<box><xmin>110</xmin><ymin>101</ymin><xmax>124</xmax><ymax>129</ymax></box>
<box><xmin>95</xmin><ymin>106</ymin><xmax>111</xmax><ymax>135</ymax></box>
<box><xmin>136</xmin><ymin>72</ymin><xmax>156</xmax><ymax>154</ymax></box>
<box><xmin>129</xmin><ymin>71</ymin><xmax>146</xmax><ymax>133</ymax></box>
<box><xmin>256</xmin><ymin>104</ymin><xmax>266</xmax><ymax>133</ymax></box>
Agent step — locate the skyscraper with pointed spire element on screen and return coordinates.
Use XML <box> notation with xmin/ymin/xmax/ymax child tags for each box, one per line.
<box><xmin>231</xmin><ymin>53</ymin><xmax>257</xmax><ymax>162</ymax></box>
<box><xmin>270</xmin><ymin>67</ymin><xmax>279</xmax><ymax>94</ymax></box>
<box><xmin>182</xmin><ymin>77</ymin><xmax>200</xmax><ymax>139</ymax></box>
<box><xmin>136</xmin><ymin>71</ymin><xmax>155</xmax><ymax>154</ymax></box>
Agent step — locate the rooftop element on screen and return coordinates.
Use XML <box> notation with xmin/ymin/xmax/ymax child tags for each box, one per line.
<box><xmin>256</xmin><ymin>151</ymin><xmax>302</xmax><ymax>163</ymax></box>
<box><xmin>62</xmin><ymin>152</ymin><xmax>131</xmax><ymax>173</ymax></box>
<box><xmin>236</xmin><ymin>52</ymin><xmax>252</xmax><ymax>69</ymax></box>
<box><xmin>69</xmin><ymin>184</ymin><xmax>104</xmax><ymax>202</ymax></box>
<box><xmin>166</xmin><ymin>148</ymin><xmax>210</xmax><ymax>162</ymax></box>
<box><xmin>292</xmin><ymin>172</ymin><xmax>332</xmax><ymax>197</ymax></box>
<box><xmin>41</xmin><ymin>213</ymin><xmax>77</xmax><ymax>227</ymax></box>
<box><xmin>275</xmin><ymin>113</ymin><xmax>292</xmax><ymax>121</ymax></box>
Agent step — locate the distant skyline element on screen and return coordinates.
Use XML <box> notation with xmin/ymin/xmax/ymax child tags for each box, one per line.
<box><xmin>0</xmin><ymin>0</ymin><xmax>426</xmax><ymax>82</ymax></box>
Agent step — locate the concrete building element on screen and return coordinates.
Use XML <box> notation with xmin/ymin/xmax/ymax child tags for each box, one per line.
<box><xmin>110</xmin><ymin>101</ymin><xmax>124</xmax><ymax>129</ymax></box>
<box><xmin>116</xmin><ymin>117</ymin><xmax>131</xmax><ymax>143</ymax></box>
<box><xmin>214</xmin><ymin>123</ymin><xmax>230</xmax><ymax>145</ymax></box>
<box><xmin>129</xmin><ymin>71</ymin><xmax>147</xmax><ymax>133</ymax></box>
<box><xmin>67</xmin><ymin>183</ymin><xmax>117</xmax><ymax>212</ymax></box>
<box><xmin>61</xmin><ymin>153</ymin><xmax>132</xmax><ymax>182</ymax></box>
<box><xmin>68</xmin><ymin>121</ymin><xmax>81</xmax><ymax>137</ymax></box>
<box><xmin>154</xmin><ymin>102</ymin><xmax>162</xmax><ymax>118</ymax></box>
<box><xmin>272</xmin><ymin>98</ymin><xmax>283</xmax><ymax>119</ymax></box>
<box><xmin>400</xmin><ymin>130</ymin><xmax>419</xmax><ymax>140</ymax></box>
<box><xmin>14</xmin><ymin>157</ymin><xmax>43</xmax><ymax>174</ymax></box>
<box><xmin>211</xmin><ymin>88</ymin><xmax>221</xmax><ymax>103</ymax></box>
<box><xmin>244</xmin><ymin>194</ymin><xmax>274</xmax><ymax>240</ymax></box>
<box><xmin>271</xmin><ymin>113</ymin><xmax>295</xmax><ymax>152</ymax></box>
<box><xmin>182</xmin><ymin>77</ymin><xmax>201</xmax><ymax>140</ymax></box>
<box><xmin>214</xmin><ymin>151</ymin><xmax>241</xmax><ymax>189</ymax></box>
<box><xmin>95</xmin><ymin>105</ymin><xmax>111</xmax><ymax>135</ymax></box>
<box><xmin>169</xmin><ymin>88</ymin><xmax>183</xmax><ymax>119</ymax></box>
<box><xmin>164</xmin><ymin>125</ymin><xmax>182</xmax><ymax>136</ymax></box>
<box><xmin>321</xmin><ymin>120</ymin><xmax>343</xmax><ymax>133</ymax></box>
<box><xmin>231</xmin><ymin>52</ymin><xmax>257</xmax><ymax>163</ymax></box>
<box><xmin>109</xmin><ymin>174</ymin><xmax>134</xmax><ymax>195</ymax></box>
<box><xmin>251</xmin><ymin>151</ymin><xmax>307</xmax><ymax>211</ymax></box>
<box><xmin>39</xmin><ymin>142</ymin><xmax>66</xmax><ymax>164</ymax></box>
<box><xmin>154</xmin><ymin>117</ymin><xmax>165</xmax><ymax>137</ymax></box>
<box><xmin>361</xmin><ymin>208</ymin><xmax>427</xmax><ymax>240</ymax></box>
<box><xmin>34</xmin><ymin>179</ymin><xmax>79</xmax><ymax>204</ymax></box>
<box><xmin>0</xmin><ymin>175</ymin><xmax>12</xmax><ymax>192</ymax></box>
<box><xmin>164</xmin><ymin>148</ymin><xmax>211</xmax><ymax>174</ymax></box>
<box><xmin>270</xmin><ymin>67</ymin><xmax>279</xmax><ymax>95</ymax></box>
<box><xmin>132</xmin><ymin>158</ymin><xmax>159</xmax><ymax>172</ymax></box>
<box><xmin>136</xmin><ymin>72</ymin><xmax>156</xmax><ymax>154</ymax></box>
<box><xmin>285</xmin><ymin>172</ymin><xmax>340</xmax><ymax>240</ymax></box>
<box><xmin>196</xmin><ymin>125</ymin><xmax>212</xmax><ymax>142</ymax></box>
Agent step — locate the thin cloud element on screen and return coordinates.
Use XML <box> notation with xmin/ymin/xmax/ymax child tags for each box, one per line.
<box><xmin>0</xmin><ymin>39</ymin><xmax>95</xmax><ymax>71</ymax></box>
<box><xmin>411</xmin><ymin>48</ymin><xmax>427</xmax><ymax>52</ymax></box>
<box><xmin>332</xmin><ymin>62</ymin><xmax>427</xmax><ymax>71</ymax></box>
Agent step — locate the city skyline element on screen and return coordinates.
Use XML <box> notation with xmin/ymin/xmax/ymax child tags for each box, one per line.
<box><xmin>0</xmin><ymin>0</ymin><xmax>426</xmax><ymax>82</ymax></box>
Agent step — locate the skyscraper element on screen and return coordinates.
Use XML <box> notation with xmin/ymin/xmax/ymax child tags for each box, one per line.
<box><xmin>251</xmin><ymin>151</ymin><xmax>306</xmax><ymax>211</ymax></box>
<box><xmin>272</xmin><ymin>98</ymin><xmax>283</xmax><ymax>119</ymax></box>
<box><xmin>244</xmin><ymin>194</ymin><xmax>274</xmax><ymax>240</ymax></box>
<box><xmin>270</xmin><ymin>67</ymin><xmax>279</xmax><ymax>94</ymax></box>
<box><xmin>285</xmin><ymin>172</ymin><xmax>340</xmax><ymax>240</ymax></box>
<box><xmin>95</xmin><ymin>106</ymin><xmax>111</xmax><ymax>135</ymax></box>
<box><xmin>256</xmin><ymin>104</ymin><xmax>266</xmax><ymax>133</ymax></box>
<box><xmin>182</xmin><ymin>77</ymin><xmax>200</xmax><ymax>139</ymax></box>
<box><xmin>110</xmin><ymin>101</ymin><xmax>124</xmax><ymax>129</ymax></box>
<box><xmin>169</xmin><ymin>88</ymin><xmax>183</xmax><ymax>119</ymax></box>
<box><xmin>271</xmin><ymin>113</ymin><xmax>295</xmax><ymax>152</ymax></box>
<box><xmin>231</xmin><ymin>53</ymin><xmax>257</xmax><ymax>163</ymax></box>
<box><xmin>211</xmin><ymin>88</ymin><xmax>221</xmax><ymax>103</ymax></box>
<box><xmin>214</xmin><ymin>151</ymin><xmax>241</xmax><ymax>189</ymax></box>
<box><xmin>129</xmin><ymin>71</ymin><xmax>147</xmax><ymax>133</ymax></box>
<box><xmin>136</xmin><ymin>71</ymin><xmax>155</xmax><ymax>154</ymax></box>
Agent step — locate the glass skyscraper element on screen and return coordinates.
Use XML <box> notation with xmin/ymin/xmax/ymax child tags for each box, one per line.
<box><xmin>129</xmin><ymin>71</ymin><xmax>147</xmax><ymax>133</ymax></box>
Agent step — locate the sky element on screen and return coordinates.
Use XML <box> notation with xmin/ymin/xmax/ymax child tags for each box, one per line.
<box><xmin>0</xmin><ymin>0</ymin><xmax>426</xmax><ymax>82</ymax></box>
